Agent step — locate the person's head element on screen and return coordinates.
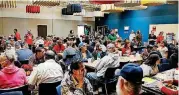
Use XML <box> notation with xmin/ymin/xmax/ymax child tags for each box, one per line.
<box><xmin>35</xmin><ymin>47</ymin><xmax>45</xmax><ymax>59</ymax></box>
<box><xmin>14</xmin><ymin>29</ymin><xmax>17</xmax><ymax>33</ymax></box>
<box><xmin>160</xmin><ymin>41</ymin><xmax>165</xmax><ymax>47</ymax></box>
<box><xmin>79</xmin><ymin>42</ymin><xmax>87</xmax><ymax>52</ymax></box>
<box><xmin>116</xmin><ymin>63</ymin><xmax>143</xmax><ymax>95</ymax></box>
<box><xmin>27</xmin><ymin>30</ymin><xmax>31</xmax><ymax>34</ymax></box>
<box><xmin>70</xmin><ymin>30</ymin><xmax>74</xmax><ymax>34</ymax></box>
<box><xmin>159</xmin><ymin>31</ymin><xmax>163</xmax><ymax>36</ymax></box>
<box><xmin>15</xmin><ymin>42</ymin><xmax>21</xmax><ymax>50</ymax></box>
<box><xmin>111</xmin><ymin>29</ymin><xmax>115</xmax><ymax>34</ymax></box>
<box><xmin>107</xmin><ymin>43</ymin><xmax>115</xmax><ymax>53</ymax></box>
<box><xmin>151</xmin><ymin>31</ymin><xmax>154</xmax><ymax>35</ymax></box>
<box><xmin>153</xmin><ymin>44</ymin><xmax>158</xmax><ymax>51</ymax></box>
<box><xmin>145</xmin><ymin>54</ymin><xmax>160</xmax><ymax>66</ymax></box>
<box><xmin>70</xmin><ymin>61</ymin><xmax>85</xmax><ymax>79</ymax></box>
<box><xmin>124</xmin><ymin>40</ymin><xmax>130</xmax><ymax>48</ymax></box>
<box><xmin>0</xmin><ymin>56</ymin><xmax>8</xmax><ymax>68</ymax></box>
<box><xmin>137</xmin><ymin>30</ymin><xmax>140</xmax><ymax>34</ymax></box>
<box><xmin>44</xmin><ymin>50</ymin><xmax>55</xmax><ymax>60</ymax></box>
<box><xmin>57</xmin><ymin>39</ymin><xmax>63</xmax><ymax>45</ymax></box>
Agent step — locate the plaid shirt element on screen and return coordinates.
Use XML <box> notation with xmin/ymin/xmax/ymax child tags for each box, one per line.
<box><xmin>61</xmin><ymin>72</ymin><xmax>93</xmax><ymax>95</ymax></box>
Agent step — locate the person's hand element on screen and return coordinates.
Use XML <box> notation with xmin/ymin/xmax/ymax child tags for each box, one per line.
<box><xmin>157</xmin><ymin>81</ymin><xmax>164</xmax><ymax>90</ymax></box>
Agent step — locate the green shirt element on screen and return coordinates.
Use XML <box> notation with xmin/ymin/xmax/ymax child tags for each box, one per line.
<box><xmin>108</xmin><ymin>34</ymin><xmax>117</xmax><ymax>41</ymax></box>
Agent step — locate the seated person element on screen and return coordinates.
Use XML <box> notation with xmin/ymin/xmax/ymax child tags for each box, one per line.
<box><xmin>157</xmin><ymin>41</ymin><xmax>168</xmax><ymax>59</ymax></box>
<box><xmin>76</xmin><ymin>42</ymin><xmax>92</xmax><ymax>62</ymax></box>
<box><xmin>29</xmin><ymin>47</ymin><xmax>45</xmax><ymax>66</ymax></box>
<box><xmin>158</xmin><ymin>79</ymin><xmax>178</xmax><ymax>95</ymax></box>
<box><xmin>87</xmin><ymin>43</ymin><xmax>120</xmax><ymax>83</ymax></box>
<box><xmin>116</xmin><ymin>63</ymin><xmax>143</xmax><ymax>95</ymax></box>
<box><xmin>28</xmin><ymin>50</ymin><xmax>63</xmax><ymax>90</ymax></box>
<box><xmin>0</xmin><ymin>52</ymin><xmax>27</xmax><ymax>89</ymax></box>
<box><xmin>53</xmin><ymin>39</ymin><xmax>65</xmax><ymax>54</ymax></box>
<box><xmin>122</xmin><ymin>40</ymin><xmax>131</xmax><ymax>56</ymax></box>
<box><xmin>16</xmin><ymin>43</ymin><xmax>33</xmax><ymax>64</ymax></box>
<box><xmin>63</xmin><ymin>42</ymin><xmax>77</xmax><ymax>65</ymax></box>
<box><xmin>92</xmin><ymin>44</ymin><xmax>106</xmax><ymax>59</ymax></box>
<box><xmin>140</xmin><ymin>54</ymin><xmax>160</xmax><ymax>77</ymax></box>
<box><xmin>60</xmin><ymin>61</ymin><xmax>93</xmax><ymax>95</ymax></box>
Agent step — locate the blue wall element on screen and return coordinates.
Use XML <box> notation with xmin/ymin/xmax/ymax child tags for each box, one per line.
<box><xmin>103</xmin><ymin>4</ymin><xmax>178</xmax><ymax>42</ymax></box>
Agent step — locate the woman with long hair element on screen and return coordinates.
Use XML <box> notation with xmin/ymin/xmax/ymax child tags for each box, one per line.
<box><xmin>140</xmin><ymin>54</ymin><xmax>160</xmax><ymax>77</ymax></box>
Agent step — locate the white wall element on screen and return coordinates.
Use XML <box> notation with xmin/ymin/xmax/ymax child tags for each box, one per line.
<box><xmin>0</xmin><ymin>17</ymin><xmax>95</xmax><ymax>38</ymax></box>
<box><xmin>149</xmin><ymin>24</ymin><xmax>178</xmax><ymax>40</ymax></box>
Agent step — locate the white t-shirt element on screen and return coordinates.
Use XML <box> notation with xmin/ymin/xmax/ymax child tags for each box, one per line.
<box><xmin>157</xmin><ymin>47</ymin><xmax>168</xmax><ymax>58</ymax></box>
<box><xmin>129</xmin><ymin>34</ymin><xmax>136</xmax><ymax>42</ymax></box>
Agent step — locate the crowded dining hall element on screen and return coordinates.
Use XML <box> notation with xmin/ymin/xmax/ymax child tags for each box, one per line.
<box><xmin>0</xmin><ymin>0</ymin><xmax>178</xmax><ymax>95</ymax></box>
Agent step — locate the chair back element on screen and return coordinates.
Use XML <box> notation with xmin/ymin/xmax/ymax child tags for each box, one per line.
<box><xmin>104</xmin><ymin>67</ymin><xmax>118</xmax><ymax>83</ymax></box>
<box><xmin>0</xmin><ymin>85</ymin><xmax>29</xmax><ymax>95</ymax></box>
<box><xmin>39</xmin><ymin>81</ymin><xmax>61</xmax><ymax>95</ymax></box>
<box><xmin>56</xmin><ymin>85</ymin><xmax>61</xmax><ymax>95</ymax></box>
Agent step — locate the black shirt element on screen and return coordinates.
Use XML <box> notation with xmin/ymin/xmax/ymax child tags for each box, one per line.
<box><xmin>149</xmin><ymin>34</ymin><xmax>156</xmax><ymax>45</ymax></box>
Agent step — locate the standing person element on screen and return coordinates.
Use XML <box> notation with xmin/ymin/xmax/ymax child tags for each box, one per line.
<box><xmin>25</xmin><ymin>30</ymin><xmax>33</xmax><ymax>49</ymax></box>
<box><xmin>14</xmin><ymin>29</ymin><xmax>21</xmax><ymax>41</ymax></box>
<box><xmin>129</xmin><ymin>30</ymin><xmax>136</xmax><ymax>42</ymax></box>
<box><xmin>108</xmin><ymin>29</ymin><xmax>117</xmax><ymax>41</ymax></box>
<box><xmin>157</xmin><ymin>32</ymin><xmax>164</xmax><ymax>44</ymax></box>
<box><xmin>68</xmin><ymin>30</ymin><xmax>75</xmax><ymax>38</ymax></box>
<box><xmin>136</xmin><ymin>30</ymin><xmax>142</xmax><ymax>45</ymax></box>
<box><xmin>149</xmin><ymin>31</ymin><xmax>157</xmax><ymax>45</ymax></box>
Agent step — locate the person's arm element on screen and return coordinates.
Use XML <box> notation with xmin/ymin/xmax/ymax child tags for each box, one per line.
<box><xmin>28</xmin><ymin>67</ymin><xmax>38</xmax><ymax>86</ymax></box>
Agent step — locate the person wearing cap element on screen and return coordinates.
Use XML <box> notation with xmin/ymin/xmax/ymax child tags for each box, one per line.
<box><xmin>63</xmin><ymin>41</ymin><xmax>77</xmax><ymax>65</ymax></box>
<box><xmin>28</xmin><ymin>50</ymin><xmax>63</xmax><ymax>91</ymax></box>
<box><xmin>16</xmin><ymin>43</ymin><xmax>33</xmax><ymax>65</ymax></box>
<box><xmin>76</xmin><ymin>42</ymin><xmax>92</xmax><ymax>62</ymax></box>
<box><xmin>0</xmin><ymin>53</ymin><xmax>27</xmax><ymax>89</ymax></box>
<box><xmin>29</xmin><ymin>47</ymin><xmax>45</xmax><ymax>66</ymax></box>
<box><xmin>87</xmin><ymin>43</ymin><xmax>120</xmax><ymax>88</ymax></box>
<box><xmin>60</xmin><ymin>61</ymin><xmax>93</xmax><ymax>95</ymax></box>
<box><xmin>116</xmin><ymin>63</ymin><xmax>143</xmax><ymax>95</ymax></box>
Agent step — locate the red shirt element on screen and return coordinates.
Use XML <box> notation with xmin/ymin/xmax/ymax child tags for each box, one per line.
<box><xmin>44</xmin><ymin>40</ymin><xmax>52</xmax><ymax>47</ymax></box>
<box><xmin>157</xmin><ymin>35</ymin><xmax>164</xmax><ymax>43</ymax></box>
<box><xmin>25</xmin><ymin>34</ymin><xmax>33</xmax><ymax>45</ymax></box>
<box><xmin>15</xmin><ymin>32</ymin><xmax>21</xmax><ymax>40</ymax></box>
<box><xmin>122</xmin><ymin>47</ymin><xmax>131</xmax><ymax>55</ymax></box>
<box><xmin>53</xmin><ymin>44</ymin><xmax>65</xmax><ymax>53</ymax></box>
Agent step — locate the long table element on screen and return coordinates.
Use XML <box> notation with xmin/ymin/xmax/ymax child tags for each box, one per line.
<box><xmin>84</xmin><ymin>55</ymin><xmax>143</xmax><ymax>69</ymax></box>
<box><xmin>142</xmin><ymin>69</ymin><xmax>178</xmax><ymax>95</ymax></box>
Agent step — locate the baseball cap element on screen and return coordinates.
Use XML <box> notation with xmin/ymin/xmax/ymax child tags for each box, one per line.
<box><xmin>116</xmin><ymin>63</ymin><xmax>143</xmax><ymax>84</ymax></box>
<box><xmin>78</xmin><ymin>42</ymin><xmax>86</xmax><ymax>48</ymax></box>
<box><xmin>107</xmin><ymin>43</ymin><xmax>115</xmax><ymax>49</ymax></box>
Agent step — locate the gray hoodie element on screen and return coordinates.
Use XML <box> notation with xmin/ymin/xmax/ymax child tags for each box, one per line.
<box><xmin>96</xmin><ymin>53</ymin><xmax>120</xmax><ymax>77</ymax></box>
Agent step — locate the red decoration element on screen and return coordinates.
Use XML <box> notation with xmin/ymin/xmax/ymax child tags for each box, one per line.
<box><xmin>90</xmin><ymin>0</ymin><xmax>120</xmax><ymax>4</ymax></box>
<box><xmin>152</xmin><ymin>26</ymin><xmax>156</xmax><ymax>32</ymax></box>
<box><xmin>26</xmin><ymin>5</ymin><xmax>40</xmax><ymax>13</ymax></box>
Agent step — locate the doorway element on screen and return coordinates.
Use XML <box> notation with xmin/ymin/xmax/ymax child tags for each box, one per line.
<box><xmin>37</xmin><ymin>25</ymin><xmax>47</xmax><ymax>38</ymax></box>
